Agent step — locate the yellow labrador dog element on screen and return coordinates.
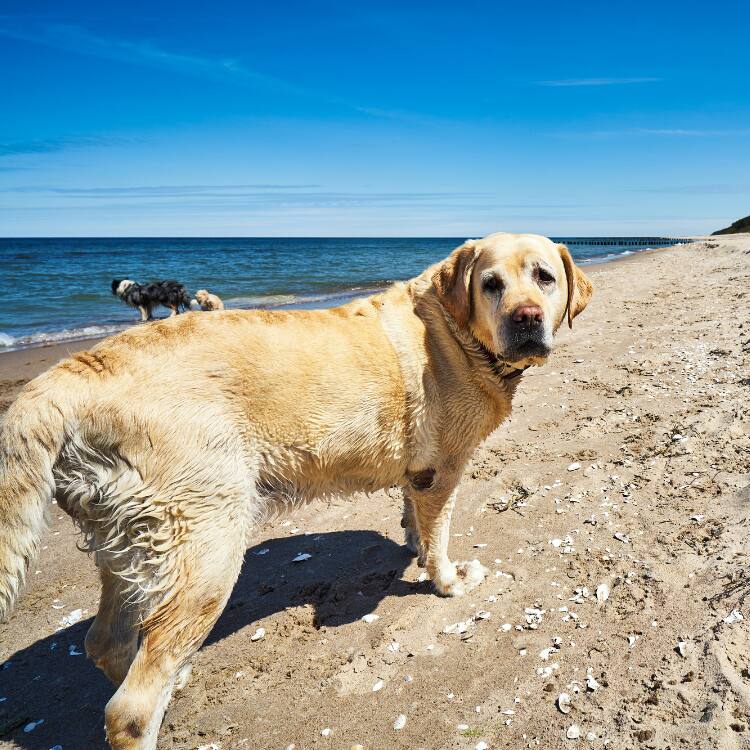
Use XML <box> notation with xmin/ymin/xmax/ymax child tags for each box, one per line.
<box><xmin>0</xmin><ymin>232</ymin><xmax>591</xmax><ymax>749</ymax></box>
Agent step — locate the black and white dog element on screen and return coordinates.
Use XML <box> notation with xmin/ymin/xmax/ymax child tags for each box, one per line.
<box><xmin>111</xmin><ymin>279</ymin><xmax>191</xmax><ymax>322</ymax></box>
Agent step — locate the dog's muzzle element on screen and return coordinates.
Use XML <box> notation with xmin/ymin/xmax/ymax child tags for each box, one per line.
<box><xmin>501</xmin><ymin>305</ymin><xmax>551</xmax><ymax>361</ymax></box>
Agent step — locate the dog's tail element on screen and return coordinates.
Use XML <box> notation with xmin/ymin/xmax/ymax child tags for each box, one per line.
<box><xmin>0</xmin><ymin>369</ymin><xmax>82</xmax><ymax>620</ymax></box>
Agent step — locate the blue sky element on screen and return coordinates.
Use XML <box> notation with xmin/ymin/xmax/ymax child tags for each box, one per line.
<box><xmin>1</xmin><ymin>0</ymin><xmax>749</xmax><ymax>236</ymax></box>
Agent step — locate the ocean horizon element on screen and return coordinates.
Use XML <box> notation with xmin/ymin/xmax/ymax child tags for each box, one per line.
<box><xmin>0</xmin><ymin>235</ymin><xmax>686</xmax><ymax>352</ymax></box>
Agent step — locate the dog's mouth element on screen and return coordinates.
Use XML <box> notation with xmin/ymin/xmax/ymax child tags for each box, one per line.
<box><xmin>498</xmin><ymin>338</ymin><xmax>551</xmax><ymax>366</ymax></box>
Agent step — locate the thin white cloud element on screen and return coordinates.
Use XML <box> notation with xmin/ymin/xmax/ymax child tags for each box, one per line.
<box><xmin>552</xmin><ymin>127</ymin><xmax>750</xmax><ymax>138</ymax></box>
<box><xmin>0</xmin><ymin>22</ymin><xmax>308</xmax><ymax>97</ymax></box>
<box><xmin>632</xmin><ymin>184</ymin><xmax>750</xmax><ymax>194</ymax></box>
<box><xmin>538</xmin><ymin>77</ymin><xmax>661</xmax><ymax>87</ymax></box>
<box><xmin>0</xmin><ymin>21</ymin><xmax>424</xmax><ymax>123</ymax></box>
<box><xmin>0</xmin><ymin>135</ymin><xmax>132</xmax><ymax>157</ymax></box>
<box><xmin>2</xmin><ymin>184</ymin><xmax>322</xmax><ymax>195</ymax></box>
<box><xmin>636</xmin><ymin>127</ymin><xmax>750</xmax><ymax>136</ymax></box>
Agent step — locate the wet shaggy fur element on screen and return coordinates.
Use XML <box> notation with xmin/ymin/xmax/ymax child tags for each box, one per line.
<box><xmin>0</xmin><ymin>233</ymin><xmax>592</xmax><ymax>750</ymax></box>
<box><xmin>195</xmin><ymin>289</ymin><xmax>224</xmax><ymax>311</ymax></box>
<box><xmin>111</xmin><ymin>279</ymin><xmax>191</xmax><ymax>321</ymax></box>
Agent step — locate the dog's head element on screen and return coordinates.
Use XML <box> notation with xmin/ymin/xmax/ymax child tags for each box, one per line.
<box><xmin>111</xmin><ymin>279</ymin><xmax>135</xmax><ymax>298</ymax></box>
<box><xmin>432</xmin><ymin>232</ymin><xmax>593</xmax><ymax>368</ymax></box>
<box><xmin>195</xmin><ymin>289</ymin><xmax>209</xmax><ymax>304</ymax></box>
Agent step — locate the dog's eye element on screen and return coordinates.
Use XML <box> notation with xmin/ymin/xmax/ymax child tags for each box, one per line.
<box><xmin>536</xmin><ymin>268</ymin><xmax>555</xmax><ymax>285</ymax></box>
<box><xmin>483</xmin><ymin>276</ymin><xmax>502</xmax><ymax>293</ymax></box>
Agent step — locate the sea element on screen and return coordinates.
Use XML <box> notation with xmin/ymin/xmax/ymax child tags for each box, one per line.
<box><xmin>0</xmin><ymin>236</ymin><xmax>685</xmax><ymax>352</ymax></box>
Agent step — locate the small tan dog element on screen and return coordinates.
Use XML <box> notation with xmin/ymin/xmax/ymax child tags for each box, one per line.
<box><xmin>0</xmin><ymin>232</ymin><xmax>591</xmax><ymax>749</ymax></box>
<box><xmin>195</xmin><ymin>288</ymin><xmax>224</xmax><ymax>311</ymax></box>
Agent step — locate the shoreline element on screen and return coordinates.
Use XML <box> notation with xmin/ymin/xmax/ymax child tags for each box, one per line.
<box><xmin>0</xmin><ymin>240</ymin><xmax>696</xmax><ymax>361</ymax></box>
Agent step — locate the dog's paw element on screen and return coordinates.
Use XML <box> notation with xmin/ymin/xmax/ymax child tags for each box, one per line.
<box><xmin>433</xmin><ymin>559</ymin><xmax>488</xmax><ymax>597</ymax></box>
<box><xmin>456</xmin><ymin>559</ymin><xmax>489</xmax><ymax>591</ymax></box>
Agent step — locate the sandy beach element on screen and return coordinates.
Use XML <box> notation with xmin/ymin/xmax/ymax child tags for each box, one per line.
<box><xmin>0</xmin><ymin>236</ymin><xmax>749</xmax><ymax>750</ymax></box>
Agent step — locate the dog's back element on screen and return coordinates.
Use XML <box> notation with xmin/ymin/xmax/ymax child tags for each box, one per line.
<box><xmin>150</xmin><ymin>280</ymin><xmax>191</xmax><ymax>312</ymax></box>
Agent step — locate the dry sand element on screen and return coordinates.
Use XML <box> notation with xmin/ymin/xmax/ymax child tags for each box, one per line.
<box><xmin>0</xmin><ymin>236</ymin><xmax>749</xmax><ymax>750</ymax></box>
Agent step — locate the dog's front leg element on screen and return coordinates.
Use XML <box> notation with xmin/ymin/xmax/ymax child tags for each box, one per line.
<box><xmin>407</xmin><ymin>474</ymin><xmax>488</xmax><ymax>597</ymax></box>
<box><xmin>138</xmin><ymin>305</ymin><xmax>150</xmax><ymax>322</ymax></box>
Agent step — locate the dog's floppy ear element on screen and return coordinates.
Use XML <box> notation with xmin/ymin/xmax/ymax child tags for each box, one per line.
<box><xmin>558</xmin><ymin>244</ymin><xmax>593</xmax><ymax>329</ymax></box>
<box><xmin>432</xmin><ymin>241</ymin><xmax>478</xmax><ymax>327</ymax></box>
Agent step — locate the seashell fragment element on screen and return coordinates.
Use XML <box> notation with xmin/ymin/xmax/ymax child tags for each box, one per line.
<box><xmin>595</xmin><ymin>583</ymin><xmax>610</xmax><ymax>603</ymax></box>
<box><xmin>59</xmin><ymin>608</ymin><xmax>83</xmax><ymax>628</ymax></box>
<box><xmin>724</xmin><ymin>609</ymin><xmax>743</xmax><ymax>625</ymax></box>
<box><xmin>361</xmin><ymin>614</ymin><xmax>380</xmax><ymax>623</ymax></box>
<box><xmin>443</xmin><ymin>619</ymin><xmax>472</xmax><ymax>635</ymax></box>
<box><xmin>475</xmin><ymin>742</ymin><xmax>489</xmax><ymax>750</ymax></box>
<box><xmin>372</xmin><ymin>680</ymin><xmax>384</xmax><ymax>692</ymax></box>
<box><xmin>677</xmin><ymin>640</ymin><xmax>688</xmax><ymax>657</ymax></box>
<box><xmin>557</xmin><ymin>692</ymin><xmax>572</xmax><ymax>714</ymax></box>
<box><xmin>567</xmin><ymin>463</ymin><xmax>581</xmax><ymax>472</ymax></box>
<box><xmin>250</xmin><ymin>627</ymin><xmax>265</xmax><ymax>642</ymax></box>
<box><xmin>613</xmin><ymin>532</ymin><xmax>630</xmax><ymax>543</ymax></box>
<box><xmin>321</xmin><ymin>727</ymin><xmax>332</xmax><ymax>736</ymax></box>
<box><xmin>585</xmin><ymin>673</ymin><xmax>600</xmax><ymax>691</ymax></box>
<box><xmin>393</xmin><ymin>714</ymin><xmax>407</xmax><ymax>730</ymax></box>
<box><xmin>566</xmin><ymin>724</ymin><xmax>581</xmax><ymax>739</ymax></box>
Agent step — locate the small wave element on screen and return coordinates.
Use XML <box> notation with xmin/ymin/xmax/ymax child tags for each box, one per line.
<box><xmin>0</xmin><ymin>324</ymin><xmax>128</xmax><ymax>352</ymax></box>
<box><xmin>224</xmin><ymin>286</ymin><xmax>387</xmax><ymax>311</ymax></box>
<box><xmin>579</xmin><ymin>248</ymin><xmax>638</xmax><ymax>265</ymax></box>
<box><xmin>225</xmin><ymin>294</ymin><xmax>298</xmax><ymax>308</ymax></box>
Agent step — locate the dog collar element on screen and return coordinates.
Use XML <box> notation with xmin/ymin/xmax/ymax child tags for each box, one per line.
<box><xmin>440</xmin><ymin>307</ymin><xmax>529</xmax><ymax>383</ymax></box>
<box><xmin>475</xmin><ymin>339</ymin><xmax>529</xmax><ymax>381</ymax></box>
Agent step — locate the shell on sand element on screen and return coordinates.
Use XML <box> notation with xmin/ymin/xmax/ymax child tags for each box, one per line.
<box><xmin>557</xmin><ymin>692</ymin><xmax>572</xmax><ymax>714</ymax></box>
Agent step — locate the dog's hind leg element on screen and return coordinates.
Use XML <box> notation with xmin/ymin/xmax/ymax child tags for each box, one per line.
<box><xmin>85</xmin><ymin>566</ymin><xmax>140</xmax><ymax>685</ymax></box>
<box><xmin>401</xmin><ymin>494</ymin><xmax>425</xmax><ymax>565</ymax></box>
<box><xmin>103</xmin><ymin>510</ymin><xmax>247</xmax><ymax>750</ymax></box>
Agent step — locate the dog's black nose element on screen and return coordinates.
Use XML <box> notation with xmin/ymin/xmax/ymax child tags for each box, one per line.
<box><xmin>511</xmin><ymin>304</ymin><xmax>544</xmax><ymax>330</ymax></box>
